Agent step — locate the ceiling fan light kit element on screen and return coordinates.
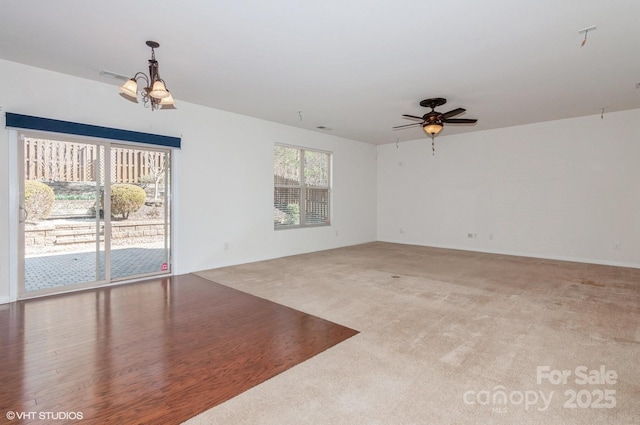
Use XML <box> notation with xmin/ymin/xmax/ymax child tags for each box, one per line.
<box><xmin>393</xmin><ymin>97</ymin><xmax>477</xmax><ymax>154</ymax></box>
<box><xmin>423</xmin><ymin>123</ymin><xmax>443</xmax><ymax>135</ymax></box>
<box><xmin>119</xmin><ymin>41</ymin><xmax>176</xmax><ymax>111</ymax></box>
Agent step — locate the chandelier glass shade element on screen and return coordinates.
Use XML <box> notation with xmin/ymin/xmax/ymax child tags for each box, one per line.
<box><xmin>120</xmin><ymin>79</ymin><xmax>139</xmax><ymax>98</ymax></box>
<box><xmin>119</xmin><ymin>41</ymin><xmax>175</xmax><ymax>110</ymax></box>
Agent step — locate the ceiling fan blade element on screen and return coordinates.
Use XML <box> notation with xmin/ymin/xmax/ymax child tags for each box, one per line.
<box><xmin>393</xmin><ymin>123</ymin><xmax>422</xmax><ymax>129</ymax></box>
<box><xmin>402</xmin><ymin>114</ymin><xmax>424</xmax><ymax>121</ymax></box>
<box><xmin>442</xmin><ymin>108</ymin><xmax>466</xmax><ymax>119</ymax></box>
<box><xmin>443</xmin><ymin>118</ymin><xmax>477</xmax><ymax>124</ymax></box>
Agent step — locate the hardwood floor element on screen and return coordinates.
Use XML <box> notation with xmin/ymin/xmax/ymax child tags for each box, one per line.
<box><xmin>0</xmin><ymin>274</ymin><xmax>358</xmax><ymax>424</ymax></box>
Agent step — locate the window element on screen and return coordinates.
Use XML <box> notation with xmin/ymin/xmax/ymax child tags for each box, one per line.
<box><xmin>274</xmin><ymin>144</ymin><xmax>331</xmax><ymax>229</ymax></box>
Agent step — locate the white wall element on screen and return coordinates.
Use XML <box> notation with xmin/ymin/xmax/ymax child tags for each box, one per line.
<box><xmin>378</xmin><ymin>108</ymin><xmax>640</xmax><ymax>268</ymax></box>
<box><xmin>3</xmin><ymin>58</ymin><xmax>638</xmax><ymax>304</ymax></box>
<box><xmin>0</xmin><ymin>59</ymin><xmax>377</xmax><ymax>302</ymax></box>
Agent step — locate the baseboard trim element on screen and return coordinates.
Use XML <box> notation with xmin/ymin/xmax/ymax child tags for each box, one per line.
<box><xmin>376</xmin><ymin>239</ymin><xmax>640</xmax><ymax>270</ymax></box>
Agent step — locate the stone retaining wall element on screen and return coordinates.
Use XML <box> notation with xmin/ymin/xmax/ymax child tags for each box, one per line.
<box><xmin>25</xmin><ymin>220</ymin><xmax>165</xmax><ymax>246</ymax></box>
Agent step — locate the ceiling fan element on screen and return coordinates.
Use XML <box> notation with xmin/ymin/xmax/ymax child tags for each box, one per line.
<box><xmin>393</xmin><ymin>98</ymin><xmax>477</xmax><ymax>153</ymax></box>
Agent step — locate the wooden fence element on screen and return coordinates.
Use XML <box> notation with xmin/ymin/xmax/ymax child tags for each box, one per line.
<box><xmin>24</xmin><ymin>138</ymin><xmax>166</xmax><ymax>184</ymax></box>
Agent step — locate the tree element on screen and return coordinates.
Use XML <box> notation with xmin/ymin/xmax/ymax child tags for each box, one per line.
<box><xmin>139</xmin><ymin>152</ymin><xmax>167</xmax><ymax>206</ymax></box>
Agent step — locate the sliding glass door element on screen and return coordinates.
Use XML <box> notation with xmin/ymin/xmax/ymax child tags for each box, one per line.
<box><xmin>108</xmin><ymin>144</ymin><xmax>171</xmax><ymax>279</ymax></box>
<box><xmin>19</xmin><ymin>133</ymin><xmax>171</xmax><ymax>297</ymax></box>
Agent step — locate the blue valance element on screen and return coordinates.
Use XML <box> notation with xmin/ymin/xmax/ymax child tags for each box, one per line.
<box><xmin>5</xmin><ymin>113</ymin><xmax>181</xmax><ymax>148</ymax></box>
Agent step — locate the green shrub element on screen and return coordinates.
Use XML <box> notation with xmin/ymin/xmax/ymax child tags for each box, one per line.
<box><xmin>107</xmin><ymin>184</ymin><xmax>146</xmax><ymax>219</ymax></box>
<box><xmin>24</xmin><ymin>180</ymin><xmax>55</xmax><ymax>221</ymax></box>
<box><xmin>286</xmin><ymin>203</ymin><xmax>300</xmax><ymax>225</ymax></box>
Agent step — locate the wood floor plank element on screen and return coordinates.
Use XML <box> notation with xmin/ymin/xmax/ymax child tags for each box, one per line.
<box><xmin>0</xmin><ymin>274</ymin><xmax>358</xmax><ymax>424</ymax></box>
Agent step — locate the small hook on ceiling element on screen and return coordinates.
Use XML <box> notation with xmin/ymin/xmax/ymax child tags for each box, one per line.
<box><xmin>578</xmin><ymin>26</ymin><xmax>596</xmax><ymax>47</ymax></box>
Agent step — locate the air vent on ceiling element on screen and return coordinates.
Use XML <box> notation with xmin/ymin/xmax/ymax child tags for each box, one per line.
<box><xmin>99</xmin><ymin>70</ymin><xmax>129</xmax><ymax>81</ymax></box>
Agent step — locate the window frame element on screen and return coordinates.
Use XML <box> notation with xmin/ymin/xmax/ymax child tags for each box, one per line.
<box><xmin>273</xmin><ymin>143</ymin><xmax>332</xmax><ymax>230</ymax></box>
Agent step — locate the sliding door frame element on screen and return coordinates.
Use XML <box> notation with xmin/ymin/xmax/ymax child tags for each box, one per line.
<box><xmin>10</xmin><ymin>129</ymin><xmax>174</xmax><ymax>301</ymax></box>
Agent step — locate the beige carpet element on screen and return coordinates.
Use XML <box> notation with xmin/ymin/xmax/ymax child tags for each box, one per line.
<box><xmin>185</xmin><ymin>242</ymin><xmax>640</xmax><ymax>425</ymax></box>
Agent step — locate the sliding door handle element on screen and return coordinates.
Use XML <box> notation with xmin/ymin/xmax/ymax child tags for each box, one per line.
<box><xmin>19</xmin><ymin>206</ymin><xmax>27</xmax><ymax>223</ymax></box>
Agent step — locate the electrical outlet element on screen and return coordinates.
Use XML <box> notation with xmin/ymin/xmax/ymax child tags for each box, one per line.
<box><xmin>614</xmin><ymin>241</ymin><xmax>621</xmax><ymax>250</ymax></box>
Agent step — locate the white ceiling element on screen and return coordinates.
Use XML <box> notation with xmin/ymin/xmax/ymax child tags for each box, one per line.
<box><xmin>1</xmin><ymin>1</ymin><xmax>639</xmax><ymax>144</ymax></box>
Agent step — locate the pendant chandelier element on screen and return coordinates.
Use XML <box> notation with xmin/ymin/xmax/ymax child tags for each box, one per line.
<box><xmin>119</xmin><ymin>41</ymin><xmax>176</xmax><ymax>110</ymax></box>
